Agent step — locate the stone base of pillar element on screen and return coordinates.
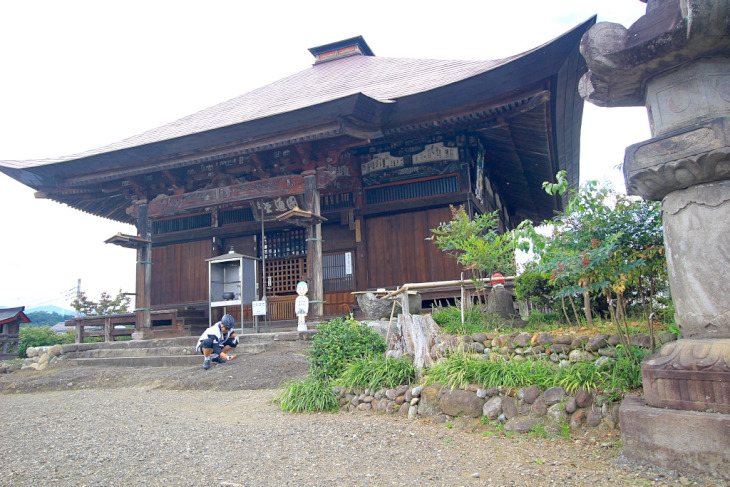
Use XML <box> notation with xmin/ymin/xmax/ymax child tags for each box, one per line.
<box><xmin>620</xmin><ymin>395</ymin><xmax>730</xmax><ymax>480</ymax></box>
<box><xmin>131</xmin><ymin>328</ymin><xmax>155</xmax><ymax>341</ymax></box>
<box><xmin>642</xmin><ymin>338</ymin><xmax>730</xmax><ymax>413</ymax></box>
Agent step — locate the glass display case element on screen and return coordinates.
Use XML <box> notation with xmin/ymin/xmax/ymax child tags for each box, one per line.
<box><xmin>207</xmin><ymin>248</ymin><xmax>259</xmax><ymax>328</ymax></box>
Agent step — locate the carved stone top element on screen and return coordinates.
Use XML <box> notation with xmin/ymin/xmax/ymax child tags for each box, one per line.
<box><xmin>579</xmin><ymin>0</ymin><xmax>730</xmax><ymax>108</ymax></box>
<box><xmin>624</xmin><ymin>117</ymin><xmax>730</xmax><ymax>200</ymax></box>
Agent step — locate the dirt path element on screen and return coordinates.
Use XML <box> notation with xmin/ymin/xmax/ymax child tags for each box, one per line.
<box><xmin>0</xmin><ymin>349</ymin><xmax>724</xmax><ymax>486</ymax></box>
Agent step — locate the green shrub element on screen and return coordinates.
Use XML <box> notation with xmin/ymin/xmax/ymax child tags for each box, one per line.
<box><xmin>18</xmin><ymin>327</ymin><xmax>73</xmax><ymax>358</ymax></box>
<box><xmin>339</xmin><ymin>356</ymin><xmax>417</xmax><ymax>390</ymax></box>
<box><xmin>308</xmin><ymin>316</ymin><xmax>386</xmax><ymax>380</ymax></box>
<box><xmin>274</xmin><ymin>376</ymin><xmax>340</xmax><ymax>413</ymax></box>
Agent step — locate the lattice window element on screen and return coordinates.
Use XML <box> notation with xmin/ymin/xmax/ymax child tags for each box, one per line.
<box><xmin>364</xmin><ymin>174</ymin><xmax>460</xmax><ymax>205</ymax></box>
<box><xmin>262</xmin><ymin>228</ymin><xmax>306</xmax><ymax>259</ymax></box>
<box><xmin>265</xmin><ymin>257</ymin><xmax>307</xmax><ymax>295</ymax></box>
<box><xmin>323</xmin><ymin>252</ymin><xmax>355</xmax><ymax>292</ymax></box>
<box><xmin>321</xmin><ymin>192</ymin><xmax>354</xmax><ymax>212</ymax></box>
<box><xmin>152</xmin><ymin>212</ymin><xmax>212</xmax><ymax>235</ymax></box>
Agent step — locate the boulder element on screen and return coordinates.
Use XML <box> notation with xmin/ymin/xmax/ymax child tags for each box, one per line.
<box><xmin>471</xmin><ymin>332</ymin><xmax>488</xmax><ymax>344</ymax></box>
<box><xmin>365</xmin><ymin>320</ymin><xmax>399</xmax><ymax>340</ymax></box>
<box><xmin>657</xmin><ymin>332</ymin><xmax>678</xmax><ymax>344</ymax></box>
<box><xmin>568</xmin><ymin>349</ymin><xmax>594</xmax><ymax>363</ymax></box>
<box><xmin>543</xmin><ymin>386</ymin><xmax>566</xmax><ymax>406</ymax></box>
<box><xmin>505</xmin><ymin>417</ymin><xmax>538</xmax><ymax>433</ymax></box>
<box><xmin>574</xmin><ymin>389</ymin><xmax>594</xmax><ymax>408</ymax></box>
<box><xmin>547</xmin><ymin>403</ymin><xmax>567</xmax><ymax>424</ymax></box>
<box><xmin>536</xmin><ymin>333</ymin><xmax>555</xmax><ymax>346</ymax></box>
<box><xmin>530</xmin><ymin>396</ymin><xmax>547</xmax><ymax>417</ymax></box>
<box><xmin>586</xmin><ymin>409</ymin><xmax>603</xmax><ymax>427</ymax></box>
<box><xmin>416</xmin><ymin>385</ymin><xmax>442</xmax><ymax>416</ymax></box>
<box><xmin>565</xmin><ymin>397</ymin><xmax>578</xmax><ymax>414</ymax></box>
<box><xmin>553</xmin><ymin>334</ymin><xmax>573</xmax><ymax>345</ymax></box>
<box><xmin>517</xmin><ymin>385</ymin><xmax>540</xmax><ymax>404</ymax></box>
<box><xmin>549</xmin><ymin>344</ymin><xmax>571</xmax><ymax>354</ymax></box>
<box><xmin>629</xmin><ymin>333</ymin><xmax>652</xmax><ymax>348</ymax></box>
<box><xmin>483</xmin><ymin>396</ymin><xmax>503</xmax><ymax>419</ymax></box>
<box><xmin>501</xmin><ymin>396</ymin><xmax>518</xmax><ymax>419</ymax></box>
<box><xmin>356</xmin><ymin>292</ymin><xmax>422</xmax><ymax>320</ymax></box>
<box><xmin>440</xmin><ymin>390</ymin><xmax>485</xmax><ymax>418</ymax></box>
<box><xmin>570</xmin><ymin>409</ymin><xmax>586</xmax><ymax>431</ymax></box>
<box><xmin>514</xmin><ymin>333</ymin><xmax>532</xmax><ymax>347</ymax></box>
<box><xmin>586</xmin><ymin>334</ymin><xmax>609</xmax><ymax>351</ymax></box>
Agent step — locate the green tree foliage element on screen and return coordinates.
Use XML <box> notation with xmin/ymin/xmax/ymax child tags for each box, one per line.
<box><xmin>517</xmin><ymin>172</ymin><xmax>666</xmax><ymax>332</ymax></box>
<box><xmin>71</xmin><ymin>290</ymin><xmax>131</xmax><ymax>316</ymax></box>
<box><xmin>429</xmin><ymin>205</ymin><xmax>516</xmax><ymax>278</ymax></box>
<box><xmin>18</xmin><ymin>326</ymin><xmax>73</xmax><ymax>358</ymax></box>
<box><xmin>24</xmin><ymin>311</ymin><xmax>74</xmax><ymax>327</ymax></box>
<box><xmin>513</xmin><ymin>265</ymin><xmax>554</xmax><ymax>310</ymax></box>
<box><xmin>307</xmin><ymin>316</ymin><xmax>386</xmax><ymax>380</ymax></box>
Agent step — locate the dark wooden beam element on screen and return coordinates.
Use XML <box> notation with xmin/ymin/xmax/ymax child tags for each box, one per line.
<box><xmin>128</xmin><ymin>170</ymin><xmax>337</xmax><ymax>219</ymax></box>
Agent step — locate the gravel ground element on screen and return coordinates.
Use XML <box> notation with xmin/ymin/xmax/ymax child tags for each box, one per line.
<box><xmin>0</xmin><ymin>348</ymin><xmax>726</xmax><ymax>487</ymax></box>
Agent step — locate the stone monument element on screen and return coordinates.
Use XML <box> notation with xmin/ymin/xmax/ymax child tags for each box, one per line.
<box><xmin>579</xmin><ymin>0</ymin><xmax>729</xmax><ymax>480</ymax></box>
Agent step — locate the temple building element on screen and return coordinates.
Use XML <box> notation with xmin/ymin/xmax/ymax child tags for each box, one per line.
<box><xmin>0</xmin><ymin>18</ymin><xmax>594</xmax><ymax>336</ymax></box>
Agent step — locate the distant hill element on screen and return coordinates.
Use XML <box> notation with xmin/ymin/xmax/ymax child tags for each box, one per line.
<box><xmin>26</xmin><ymin>305</ymin><xmax>74</xmax><ymax>315</ymax></box>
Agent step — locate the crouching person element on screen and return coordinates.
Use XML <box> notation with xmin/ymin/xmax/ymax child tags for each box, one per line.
<box><xmin>196</xmin><ymin>314</ymin><xmax>238</xmax><ymax>370</ymax></box>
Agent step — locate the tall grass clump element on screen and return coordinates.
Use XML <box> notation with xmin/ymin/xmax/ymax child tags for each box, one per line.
<box><xmin>423</xmin><ymin>348</ymin><xmax>645</xmax><ymax>394</ymax></box>
<box><xmin>339</xmin><ymin>356</ymin><xmax>417</xmax><ymax>390</ymax></box>
<box><xmin>274</xmin><ymin>376</ymin><xmax>340</xmax><ymax>413</ymax></box>
<box><xmin>607</xmin><ymin>345</ymin><xmax>648</xmax><ymax>391</ymax></box>
<box><xmin>431</xmin><ymin>303</ymin><xmax>496</xmax><ymax>335</ymax></box>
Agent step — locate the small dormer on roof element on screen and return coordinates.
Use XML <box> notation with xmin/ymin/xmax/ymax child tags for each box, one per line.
<box><xmin>308</xmin><ymin>35</ymin><xmax>375</xmax><ymax>64</ymax></box>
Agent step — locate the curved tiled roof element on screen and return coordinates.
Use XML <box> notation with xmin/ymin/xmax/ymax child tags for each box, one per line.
<box><xmin>2</xmin><ymin>54</ymin><xmax>517</xmax><ymax>169</ymax></box>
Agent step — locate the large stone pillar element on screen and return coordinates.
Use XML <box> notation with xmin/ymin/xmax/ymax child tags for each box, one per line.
<box><xmin>579</xmin><ymin>1</ymin><xmax>730</xmax><ymax>480</ymax></box>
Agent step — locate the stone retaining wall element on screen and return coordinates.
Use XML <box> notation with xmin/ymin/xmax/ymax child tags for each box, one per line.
<box><xmin>431</xmin><ymin>330</ymin><xmax>677</xmax><ymax>364</ymax></box>
<box><xmin>337</xmin><ymin>329</ymin><xmax>679</xmax><ymax>434</ymax></box>
<box><xmin>335</xmin><ymin>383</ymin><xmax>622</xmax><ymax>434</ymax></box>
<box><xmin>0</xmin><ymin>344</ymin><xmax>67</xmax><ymax>373</ymax></box>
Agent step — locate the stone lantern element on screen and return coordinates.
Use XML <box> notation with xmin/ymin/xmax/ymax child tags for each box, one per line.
<box><xmin>579</xmin><ymin>0</ymin><xmax>729</xmax><ymax>479</ymax></box>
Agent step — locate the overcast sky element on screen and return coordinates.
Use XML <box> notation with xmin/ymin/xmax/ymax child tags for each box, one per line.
<box><xmin>0</xmin><ymin>1</ymin><xmax>651</xmax><ymax>311</ymax></box>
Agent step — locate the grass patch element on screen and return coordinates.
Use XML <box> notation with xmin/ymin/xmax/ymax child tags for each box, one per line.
<box><xmin>423</xmin><ymin>345</ymin><xmax>648</xmax><ymax>395</ymax></box>
<box><xmin>338</xmin><ymin>356</ymin><xmax>417</xmax><ymax>390</ymax></box>
<box><xmin>274</xmin><ymin>376</ymin><xmax>340</xmax><ymax>413</ymax></box>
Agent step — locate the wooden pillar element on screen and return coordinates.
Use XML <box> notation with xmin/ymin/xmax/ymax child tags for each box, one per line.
<box><xmin>132</xmin><ymin>203</ymin><xmax>153</xmax><ymax>340</ymax></box>
<box><xmin>354</xmin><ymin>217</ymin><xmax>369</xmax><ymax>291</ymax></box>
<box><xmin>303</xmin><ymin>170</ymin><xmax>323</xmax><ymax>319</ymax></box>
<box><xmin>104</xmin><ymin>317</ymin><xmax>112</xmax><ymax>342</ymax></box>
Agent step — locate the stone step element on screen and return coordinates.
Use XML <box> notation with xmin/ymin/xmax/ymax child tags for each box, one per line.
<box><xmin>77</xmin><ymin>342</ymin><xmax>273</xmax><ymax>359</ymax></box>
<box><xmin>70</xmin><ymin>355</ymin><xmax>204</xmax><ymax>367</ymax></box>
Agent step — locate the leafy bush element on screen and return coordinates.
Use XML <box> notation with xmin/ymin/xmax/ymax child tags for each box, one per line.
<box><xmin>274</xmin><ymin>376</ymin><xmax>340</xmax><ymax>413</ymax></box>
<box><xmin>514</xmin><ymin>268</ymin><xmax>554</xmax><ymax>309</ymax></box>
<box><xmin>308</xmin><ymin>316</ymin><xmax>386</xmax><ymax>380</ymax></box>
<box><xmin>339</xmin><ymin>356</ymin><xmax>417</xmax><ymax>390</ymax></box>
<box><xmin>18</xmin><ymin>327</ymin><xmax>73</xmax><ymax>358</ymax></box>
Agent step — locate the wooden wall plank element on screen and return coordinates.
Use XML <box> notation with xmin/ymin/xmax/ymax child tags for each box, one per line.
<box><xmin>151</xmin><ymin>240</ymin><xmax>212</xmax><ymax>306</ymax></box>
<box><xmin>365</xmin><ymin>207</ymin><xmax>463</xmax><ymax>289</ymax></box>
